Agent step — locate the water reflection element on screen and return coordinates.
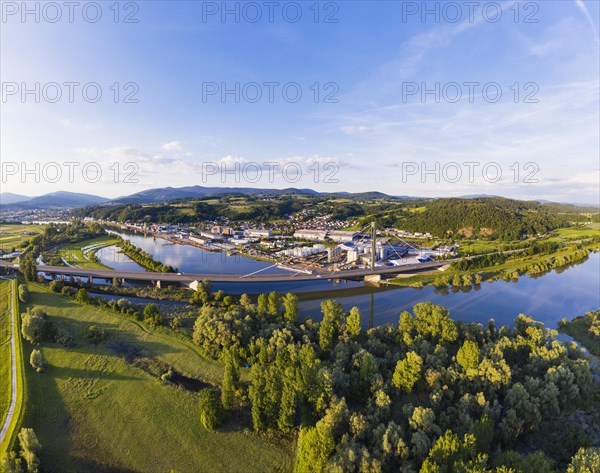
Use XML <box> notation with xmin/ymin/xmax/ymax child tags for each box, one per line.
<box><xmin>298</xmin><ymin>253</ymin><xmax>600</xmax><ymax>330</ymax></box>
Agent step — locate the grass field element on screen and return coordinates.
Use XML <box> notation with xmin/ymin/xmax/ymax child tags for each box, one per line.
<box><xmin>0</xmin><ymin>280</ymin><xmax>11</xmax><ymax>429</ymax></box>
<box><xmin>57</xmin><ymin>236</ymin><xmax>118</xmax><ymax>269</ymax></box>
<box><xmin>0</xmin><ymin>224</ymin><xmax>44</xmax><ymax>252</ymax></box>
<box><xmin>21</xmin><ymin>284</ymin><xmax>294</xmax><ymax>473</ymax></box>
<box><xmin>0</xmin><ymin>279</ymin><xmax>25</xmax><ymax>458</ymax></box>
<box><xmin>456</xmin><ymin>240</ymin><xmax>505</xmax><ymax>255</ymax></box>
<box><xmin>546</xmin><ymin>223</ymin><xmax>600</xmax><ymax>242</ymax></box>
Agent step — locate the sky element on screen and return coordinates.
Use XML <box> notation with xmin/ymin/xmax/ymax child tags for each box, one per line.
<box><xmin>1</xmin><ymin>0</ymin><xmax>599</xmax><ymax>204</ymax></box>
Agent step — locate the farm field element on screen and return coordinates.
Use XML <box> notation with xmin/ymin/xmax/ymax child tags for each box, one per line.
<box><xmin>0</xmin><ymin>224</ymin><xmax>44</xmax><ymax>253</ymax></box>
<box><xmin>547</xmin><ymin>223</ymin><xmax>600</xmax><ymax>242</ymax></box>
<box><xmin>20</xmin><ymin>284</ymin><xmax>294</xmax><ymax>473</ymax></box>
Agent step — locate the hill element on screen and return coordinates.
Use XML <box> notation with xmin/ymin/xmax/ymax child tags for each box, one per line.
<box><xmin>113</xmin><ymin>186</ymin><xmax>321</xmax><ymax>204</ymax></box>
<box><xmin>398</xmin><ymin>197</ymin><xmax>586</xmax><ymax>240</ymax></box>
<box><xmin>3</xmin><ymin>192</ymin><xmax>109</xmax><ymax>209</ymax></box>
<box><xmin>0</xmin><ymin>193</ymin><xmax>31</xmax><ymax>205</ymax></box>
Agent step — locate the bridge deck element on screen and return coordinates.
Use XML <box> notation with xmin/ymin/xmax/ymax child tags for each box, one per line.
<box><xmin>0</xmin><ymin>260</ymin><xmax>446</xmax><ymax>283</ymax></box>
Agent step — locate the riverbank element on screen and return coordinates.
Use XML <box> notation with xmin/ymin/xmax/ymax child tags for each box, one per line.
<box><xmin>560</xmin><ymin>310</ymin><xmax>600</xmax><ymax>357</ymax></box>
<box><xmin>113</xmin><ymin>237</ymin><xmax>178</xmax><ymax>273</ymax></box>
<box><xmin>387</xmin><ymin>242</ymin><xmax>599</xmax><ymax>288</ymax></box>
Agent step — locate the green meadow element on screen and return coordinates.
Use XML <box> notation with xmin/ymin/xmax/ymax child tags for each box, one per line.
<box><xmin>57</xmin><ymin>236</ymin><xmax>118</xmax><ymax>269</ymax></box>
<box><xmin>20</xmin><ymin>284</ymin><xmax>294</xmax><ymax>473</ymax></box>
<box><xmin>0</xmin><ymin>280</ymin><xmax>11</xmax><ymax>427</ymax></box>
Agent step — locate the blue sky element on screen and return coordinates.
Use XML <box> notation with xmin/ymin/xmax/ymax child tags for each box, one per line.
<box><xmin>1</xmin><ymin>0</ymin><xmax>599</xmax><ymax>203</ymax></box>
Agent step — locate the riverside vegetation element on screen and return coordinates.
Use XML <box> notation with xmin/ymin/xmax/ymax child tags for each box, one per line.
<box><xmin>3</xmin><ymin>277</ymin><xmax>599</xmax><ymax>472</ymax></box>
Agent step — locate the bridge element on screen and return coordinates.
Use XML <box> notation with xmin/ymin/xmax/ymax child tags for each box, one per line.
<box><xmin>0</xmin><ymin>259</ymin><xmax>447</xmax><ymax>286</ymax></box>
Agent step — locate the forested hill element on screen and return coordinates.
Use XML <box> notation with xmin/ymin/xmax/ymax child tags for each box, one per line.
<box><xmin>73</xmin><ymin>195</ymin><xmax>595</xmax><ymax>241</ymax></box>
<box><xmin>396</xmin><ymin>198</ymin><xmax>587</xmax><ymax>240</ymax></box>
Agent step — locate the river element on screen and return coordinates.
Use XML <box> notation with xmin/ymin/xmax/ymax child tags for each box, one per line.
<box><xmin>97</xmin><ymin>231</ymin><xmax>600</xmax><ymax>329</ymax></box>
<box><xmin>98</xmin><ymin>231</ymin><xmax>287</xmax><ymax>275</ymax></box>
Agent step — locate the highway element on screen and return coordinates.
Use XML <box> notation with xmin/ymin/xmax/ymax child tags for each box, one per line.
<box><xmin>0</xmin><ymin>259</ymin><xmax>447</xmax><ymax>284</ymax></box>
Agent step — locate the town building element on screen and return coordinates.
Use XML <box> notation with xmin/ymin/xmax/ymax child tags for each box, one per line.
<box><xmin>294</xmin><ymin>229</ymin><xmax>328</xmax><ymax>240</ymax></box>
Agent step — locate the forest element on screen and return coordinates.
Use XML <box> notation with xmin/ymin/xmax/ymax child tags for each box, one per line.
<box><xmin>188</xmin><ymin>291</ymin><xmax>599</xmax><ymax>472</ymax></box>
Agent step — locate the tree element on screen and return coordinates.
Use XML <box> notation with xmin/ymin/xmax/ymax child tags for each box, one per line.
<box><xmin>29</xmin><ymin>349</ymin><xmax>46</xmax><ymax>373</ymax></box>
<box><xmin>17</xmin><ymin>428</ymin><xmax>42</xmax><ymax>473</ymax></box>
<box><xmin>495</xmin><ymin>450</ymin><xmax>556</xmax><ymax>473</ymax></box>
<box><xmin>456</xmin><ymin>340</ymin><xmax>480</xmax><ymax>372</ymax></box>
<box><xmin>398</xmin><ymin>310</ymin><xmax>414</xmax><ymax>346</ymax></box>
<box><xmin>257</xmin><ymin>293</ymin><xmax>268</xmax><ymax>315</ymax></box>
<box><xmin>567</xmin><ymin>447</ymin><xmax>600</xmax><ymax>473</ymax></box>
<box><xmin>278</xmin><ymin>368</ymin><xmax>297</xmax><ymax>432</ymax></box>
<box><xmin>472</xmin><ymin>414</ymin><xmax>494</xmax><ymax>453</ymax></box>
<box><xmin>319</xmin><ymin>300</ymin><xmax>343</xmax><ymax>351</ymax></box>
<box><xmin>295</xmin><ymin>399</ymin><xmax>347</xmax><ymax>472</ymax></box>
<box><xmin>239</xmin><ymin>293</ymin><xmax>253</xmax><ymax>310</ymax></box>
<box><xmin>345</xmin><ymin>306</ymin><xmax>361</xmax><ymax>338</ymax></box>
<box><xmin>282</xmin><ymin>293</ymin><xmax>299</xmax><ymax>323</ymax></box>
<box><xmin>420</xmin><ymin>430</ymin><xmax>479</xmax><ymax>473</ymax></box>
<box><xmin>392</xmin><ymin>351</ymin><xmax>422</xmax><ymax>392</ymax></box>
<box><xmin>0</xmin><ymin>451</ymin><xmax>24</xmax><ymax>473</ymax></box>
<box><xmin>249</xmin><ymin>364</ymin><xmax>267</xmax><ymax>430</ymax></box>
<box><xmin>198</xmin><ymin>389</ymin><xmax>222</xmax><ymax>431</ymax></box>
<box><xmin>143</xmin><ymin>304</ymin><xmax>163</xmax><ymax>327</ymax></box>
<box><xmin>221</xmin><ymin>349</ymin><xmax>240</xmax><ymax>410</ymax></box>
<box><xmin>21</xmin><ymin>313</ymin><xmax>46</xmax><ymax>345</ymax></box>
<box><xmin>268</xmin><ymin>291</ymin><xmax>281</xmax><ymax>317</ymax></box>
<box><xmin>413</xmin><ymin>302</ymin><xmax>457</xmax><ymax>344</ymax></box>
<box><xmin>19</xmin><ymin>256</ymin><xmax>37</xmax><ymax>281</ymax></box>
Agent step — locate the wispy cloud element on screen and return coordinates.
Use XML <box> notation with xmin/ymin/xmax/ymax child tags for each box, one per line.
<box><xmin>575</xmin><ymin>0</ymin><xmax>600</xmax><ymax>45</ymax></box>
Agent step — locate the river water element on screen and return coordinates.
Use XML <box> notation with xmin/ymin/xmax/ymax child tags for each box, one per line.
<box><xmin>96</xmin><ymin>231</ymin><xmax>600</xmax><ymax>329</ymax></box>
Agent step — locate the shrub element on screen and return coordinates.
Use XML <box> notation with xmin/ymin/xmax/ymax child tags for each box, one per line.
<box><xmin>30</xmin><ymin>349</ymin><xmax>46</xmax><ymax>373</ymax></box>
<box><xmin>49</xmin><ymin>280</ymin><xmax>63</xmax><ymax>293</ymax></box>
<box><xmin>18</xmin><ymin>284</ymin><xmax>29</xmax><ymax>303</ymax></box>
<box><xmin>76</xmin><ymin>288</ymin><xmax>90</xmax><ymax>303</ymax></box>
<box><xmin>61</xmin><ymin>285</ymin><xmax>75</xmax><ymax>297</ymax></box>
<box><xmin>85</xmin><ymin>325</ymin><xmax>106</xmax><ymax>344</ymax></box>
<box><xmin>17</xmin><ymin>428</ymin><xmax>42</xmax><ymax>473</ymax></box>
<box><xmin>143</xmin><ymin>304</ymin><xmax>163</xmax><ymax>327</ymax></box>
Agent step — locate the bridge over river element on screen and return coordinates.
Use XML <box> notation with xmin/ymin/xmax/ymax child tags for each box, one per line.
<box><xmin>0</xmin><ymin>259</ymin><xmax>447</xmax><ymax>286</ymax></box>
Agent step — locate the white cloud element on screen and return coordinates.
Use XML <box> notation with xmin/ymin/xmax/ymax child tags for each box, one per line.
<box><xmin>161</xmin><ymin>141</ymin><xmax>184</xmax><ymax>151</ymax></box>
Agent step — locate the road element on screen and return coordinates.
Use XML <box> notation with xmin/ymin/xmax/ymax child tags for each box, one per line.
<box><xmin>0</xmin><ymin>259</ymin><xmax>447</xmax><ymax>284</ymax></box>
<box><xmin>0</xmin><ymin>279</ymin><xmax>17</xmax><ymax>446</ymax></box>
